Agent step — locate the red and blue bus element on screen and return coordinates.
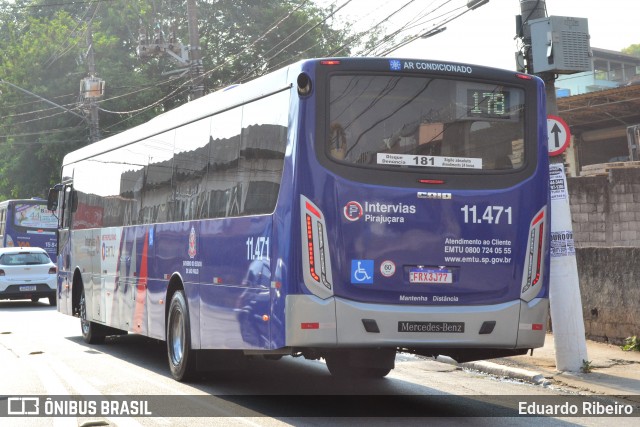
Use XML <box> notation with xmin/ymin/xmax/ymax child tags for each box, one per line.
<box><xmin>0</xmin><ymin>198</ymin><xmax>58</xmax><ymax>262</ymax></box>
<box><xmin>48</xmin><ymin>57</ymin><xmax>550</xmax><ymax>381</ymax></box>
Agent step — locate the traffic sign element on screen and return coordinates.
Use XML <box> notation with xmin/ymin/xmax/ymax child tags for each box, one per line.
<box><xmin>547</xmin><ymin>115</ymin><xmax>571</xmax><ymax>156</ymax></box>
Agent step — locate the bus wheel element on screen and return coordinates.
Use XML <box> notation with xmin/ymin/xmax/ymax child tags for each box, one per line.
<box><xmin>167</xmin><ymin>290</ymin><xmax>197</xmax><ymax>381</ymax></box>
<box><xmin>48</xmin><ymin>296</ymin><xmax>56</xmax><ymax>306</ymax></box>
<box><xmin>79</xmin><ymin>288</ymin><xmax>106</xmax><ymax>344</ymax></box>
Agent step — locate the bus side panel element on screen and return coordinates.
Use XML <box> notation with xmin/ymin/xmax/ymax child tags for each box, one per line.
<box><xmin>127</xmin><ymin>225</ymin><xmax>155</xmax><ymax>336</ymax></box>
<box><xmin>197</xmin><ymin>216</ymin><xmax>273</xmax><ymax>350</ymax></box>
<box><xmin>89</xmin><ymin>228</ymin><xmax>104</xmax><ymax>323</ymax></box>
<box><xmin>152</xmin><ymin>222</ymin><xmax>200</xmax><ymax>345</ymax></box>
<box><xmin>75</xmin><ymin>229</ymin><xmax>94</xmax><ymax>317</ymax></box>
<box><xmin>269</xmin><ymin>82</ymin><xmax>303</xmax><ymax>351</ymax></box>
<box><xmin>143</xmin><ymin>227</ymin><xmax>167</xmax><ymax>341</ymax></box>
<box><xmin>98</xmin><ymin>227</ymin><xmax>124</xmax><ymax>332</ymax></box>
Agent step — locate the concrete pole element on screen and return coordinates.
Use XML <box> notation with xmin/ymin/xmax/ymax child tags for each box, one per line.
<box><xmin>186</xmin><ymin>0</ymin><xmax>204</xmax><ymax>100</ymax></box>
<box><xmin>518</xmin><ymin>0</ymin><xmax>588</xmax><ymax>372</ymax></box>
<box><xmin>86</xmin><ymin>19</ymin><xmax>100</xmax><ymax>143</ymax></box>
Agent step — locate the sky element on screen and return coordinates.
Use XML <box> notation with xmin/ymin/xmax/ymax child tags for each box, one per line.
<box><xmin>316</xmin><ymin>0</ymin><xmax>638</xmax><ymax>71</ymax></box>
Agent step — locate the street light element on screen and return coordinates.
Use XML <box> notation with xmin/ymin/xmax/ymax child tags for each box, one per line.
<box><xmin>421</xmin><ymin>27</ymin><xmax>448</xmax><ymax>39</ymax></box>
<box><xmin>467</xmin><ymin>0</ymin><xmax>490</xmax><ymax>10</ymax></box>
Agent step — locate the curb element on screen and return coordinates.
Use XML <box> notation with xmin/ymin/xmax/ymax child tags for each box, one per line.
<box><xmin>463</xmin><ymin>361</ymin><xmax>551</xmax><ymax>386</ymax></box>
<box><xmin>436</xmin><ymin>356</ymin><xmax>550</xmax><ymax>386</ymax></box>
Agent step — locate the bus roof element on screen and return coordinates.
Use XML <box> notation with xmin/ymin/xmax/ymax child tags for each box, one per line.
<box><xmin>62</xmin><ymin>62</ymin><xmax>297</xmax><ymax>166</ymax></box>
<box><xmin>61</xmin><ymin>57</ymin><xmax>539</xmax><ymax>167</ymax></box>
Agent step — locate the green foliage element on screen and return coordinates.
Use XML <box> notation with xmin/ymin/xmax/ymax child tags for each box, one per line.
<box><xmin>621</xmin><ymin>336</ymin><xmax>640</xmax><ymax>352</ymax></box>
<box><xmin>0</xmin><ymin>0</ymin><xmax>357</xmax><ymax>200</ymax></box>
<box><xmin>0</xmin><ymin>5</ymin><xmax>87</xmax><ymax>198</ymax></box>
<box><xmin>580</xmin><ymin>359</ymin><xmax>593</xmax><ymax>373</ymax></box>
<box><xmin>621</xmin><ymin>44</ymin><xmax>640</xmax><ymax>58</ymax></box>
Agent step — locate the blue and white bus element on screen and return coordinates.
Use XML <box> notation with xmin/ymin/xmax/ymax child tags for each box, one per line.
<box><xmin>0</xmin><ymin>198</ymin><xmax>58</xmax><ymax>262</ymax></box>
<box><xmin>48</xmin><ymin>57</ymin><xmax>550</xmax><ymax>381</ymax></box>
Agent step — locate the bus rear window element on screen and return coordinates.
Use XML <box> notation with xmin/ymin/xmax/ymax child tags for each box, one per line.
<box><xmin>328</xmin><ymin>75</ymin><xmax>525</xmax><ymax>171</ymax></box>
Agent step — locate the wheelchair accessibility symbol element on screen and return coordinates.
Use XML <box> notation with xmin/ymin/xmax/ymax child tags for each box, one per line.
<box><xmin>351</xmin><ymin>260</ymin><xmax>374</xmax><ymax>284</ymax></box>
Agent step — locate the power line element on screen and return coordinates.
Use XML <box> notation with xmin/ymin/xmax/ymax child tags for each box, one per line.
<box><xmin>4</xmin><ymin>0</ymin><xmax>474</xmax><ymax>140</ymax></box>
<box><xmin>366</xmin><ymin>1</ymin><xmax>468</xmax><ymax>56</ymax></box>
<box><xmin>230</xmin><ymin>0</ymin><xmax>357</xmax><ymax>85</ymax></box>
<box><xmin>327</xmin><ymin>0</ymin><xmax>419</xmax><ymax>57</ymax></box>
<box><xmin>7</xmin><ymin>0</ymin><xmax>117</xmax><ymax>9</ymax></box>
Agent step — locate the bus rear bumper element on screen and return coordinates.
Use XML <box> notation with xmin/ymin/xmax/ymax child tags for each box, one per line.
<box><xmin>285</xmin><ymin>295</ymin><xmax>548</xmax><ymax>350</ymax></box>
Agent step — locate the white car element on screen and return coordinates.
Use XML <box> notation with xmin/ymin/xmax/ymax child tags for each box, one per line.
<box><xmin>0</xmin><ymin>247</ymin><xmax>57</xmax><ymax>306</ymax></box>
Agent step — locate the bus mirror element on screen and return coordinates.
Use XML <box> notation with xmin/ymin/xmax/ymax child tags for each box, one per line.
<box><xmin>47</xmin><ymin>188</ymin><xmax>59</xmax><ymax>211</ymax></box>
<box><xmin>71</xmin><ymin>190</ymin><xmax>78</xmax><ymax>213</ymax></box>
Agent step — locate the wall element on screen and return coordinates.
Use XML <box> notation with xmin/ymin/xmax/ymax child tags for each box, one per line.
<box><xmin>567</xmin><ymin>167</ymin><xmax>640</xmax><ymax>343</ymax></box>
<box><xmin>575</xmin><ymin>248</ymin><xmax>640</xmax><ymax>344</ymax></box>
<box><xmin>568</xmin><ymin>167</ymin><xmax>640</xmax><ymax>248</ymax></box>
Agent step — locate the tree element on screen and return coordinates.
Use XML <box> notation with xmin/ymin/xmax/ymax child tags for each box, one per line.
<box><xmin>0</xmin><ymin>5</ymin><xmax>88</xmax><ymax>198</ymax></box>
<box><xmin>622</xmin><ymin>44</ymin><xmax>640</xmax><ymax>58</ymax></box>
<box><xmin>0</xmin><ymin>0</ymin><xmax>357</xmax><ymax>200</ymax></box>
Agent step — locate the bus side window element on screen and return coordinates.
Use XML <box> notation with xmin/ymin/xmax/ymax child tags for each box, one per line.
<box><xmin>70</xmin><ymin>190</ymin><xmax>78</xmax><ymax>213</ymax></box>
<box><xmin>63</xmin><ymin>187</ymin><xmax>73</xmax><ymax>228</ymax></box>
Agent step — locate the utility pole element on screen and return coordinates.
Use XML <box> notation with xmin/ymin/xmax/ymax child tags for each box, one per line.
<box><xmin>137</xmin><ymin>1</ymin><xmax>204</xmax><ymax>100</ymax></box>
<box><xmin>81</xmin><ymin>17</ymin><xmax>103</xmax><ymax>143</ymax></box>
<box><xmin>517</xmin><ymin>0</ymin><xmax>588</xmax><ymax>372</ymax></box>
<box><xmin>187</xmin><ymin>0</ymin><xmax>204</xmax><ymax>100</ymax></box>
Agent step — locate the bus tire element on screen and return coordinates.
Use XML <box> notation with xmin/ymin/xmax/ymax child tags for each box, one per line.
<box><xmin>167</xmin><ymin>290</ymin><xmax>197</xmax><ymax>381</ymax></box>
<box><xmin>48</xmin><ymin>296</ymin><xmax>56</xmax><ymax>306</ymax></box>
<box><xmin>79</xmin><ymin>288</ymin><xmax>106</xmax><ymax>344</ymax></box>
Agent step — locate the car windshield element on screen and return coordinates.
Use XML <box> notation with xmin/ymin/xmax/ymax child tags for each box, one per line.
<box><xmin>0</xmin><ymin>252</ymin><xmax>51</xmax><ymax>266</ymax></box>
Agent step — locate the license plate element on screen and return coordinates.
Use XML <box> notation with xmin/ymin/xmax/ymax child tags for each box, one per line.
<box><xmin>409</xmin><ymin>268</ymin><xmax>452</xmax><ymax>284</ymax></box>
<box><xmin>20</xmin><ymin>285</ymin><xmax>37</xmax><ymax>292</ymax></box>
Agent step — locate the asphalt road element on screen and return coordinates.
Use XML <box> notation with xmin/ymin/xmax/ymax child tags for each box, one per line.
<box><xmin>0</xmin><ymin>300</ymin><xmax>635</xmax><ymax>426</ymax></box>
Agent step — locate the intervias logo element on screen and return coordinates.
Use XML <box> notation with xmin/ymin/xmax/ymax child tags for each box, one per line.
<box><xmin>343</xmin><ymin>201</ymin><xmax>416</xmax><ymax>224</ymax></box>
<box><xmin>343</xmin><ymin>201</ymin><xmax>363</xmax><ymax>221</ymax></box>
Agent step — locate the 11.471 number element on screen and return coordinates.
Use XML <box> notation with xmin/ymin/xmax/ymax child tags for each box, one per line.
<box><xmin>461</xmin><ymin>205</ymin><xmax>512</xmax><ymax>225</ymax></box>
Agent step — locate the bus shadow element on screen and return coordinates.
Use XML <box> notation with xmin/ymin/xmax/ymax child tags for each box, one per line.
<box><xmin>63</xmin><ymin>333</ymin><xmax>554</xmax><ymax>419</ymax></box>
<box><xmin>65</xmin><ymin>333</ymin><xmax>169</xmax><ymax>376</ymax></box>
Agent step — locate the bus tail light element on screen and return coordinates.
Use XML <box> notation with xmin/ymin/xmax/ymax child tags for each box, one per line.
<box><xmin>515</xmin><ymin>73</ymin><xmax>534</xmax><ymax>80</ymax></box>
<box><xmin>301</xmin><ymin>322</ymin><xmax>320</xmax><ymax>329</ymax></box>
<box><xmin>300</xmin><ymin>196</ymin><xmax>334</xmax><ymax>299</ymax></box>
<box><xmin>521</xmin><ymin>206</ymin><xmax>547</xmax><ymax>302</ymax></box>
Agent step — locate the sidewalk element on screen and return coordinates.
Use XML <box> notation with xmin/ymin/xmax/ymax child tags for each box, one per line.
<box><xmin>462</xmin><ymin>333</ymin><xmax>640</xmax><ymax>397</ymax></box>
